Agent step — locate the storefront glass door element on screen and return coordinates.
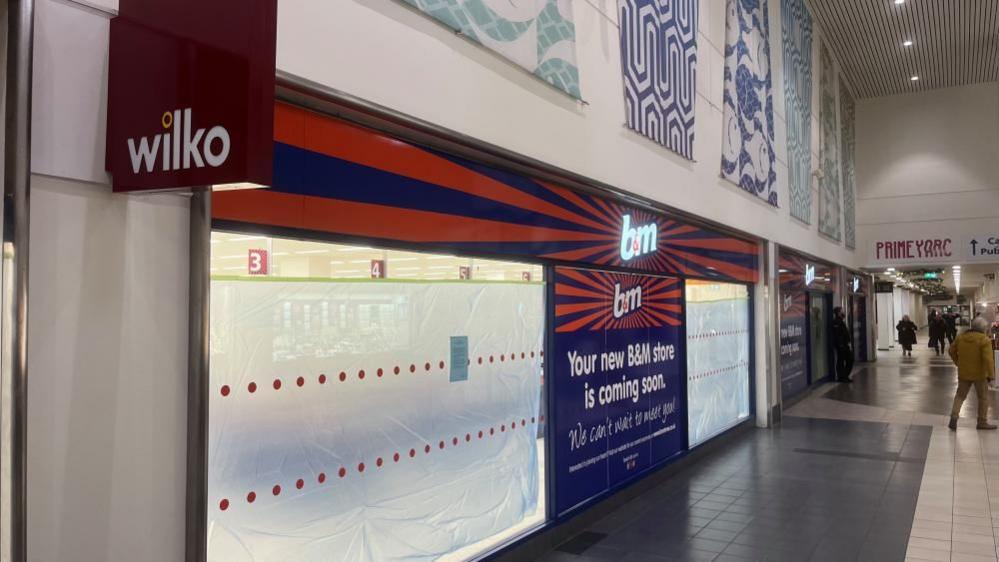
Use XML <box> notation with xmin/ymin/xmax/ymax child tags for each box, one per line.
<box><xmin>808</xmin><ymin>293</ymin><xmax>830</xmax><ymax>384</ymax></box>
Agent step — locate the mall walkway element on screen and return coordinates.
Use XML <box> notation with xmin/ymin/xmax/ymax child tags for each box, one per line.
<box><xmin>537</xmin><ymin>340</ymin><xmax>999</xmax><ymax>562</ymax></box>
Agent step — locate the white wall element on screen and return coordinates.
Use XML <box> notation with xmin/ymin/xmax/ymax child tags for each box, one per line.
<box><xmin>855</xmin><ymin>81</ymin><xmax>999</xmax><ymax>267</ymax></box>
<box><xmin>276</xmin><ymin>0</ymin><xmax>857</xmax><ymax>269</ymax></box>
<box><xmin>28</xmin><ymin>1</ymin><xmax>189</xmax><ymax>561</ymax></box>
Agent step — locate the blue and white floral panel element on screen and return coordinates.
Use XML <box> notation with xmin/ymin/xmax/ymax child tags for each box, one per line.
<box><xmin>620</xmin><ymin>0</ymin><xmax>698</xmax><ymax>160</ymax></box>
<box><xmin>721</xmin><ymin>0</ymin><xmax>777</xmax><ymax>207</ymax></box>
<box><xmin>840</xmin><ymin>82</ymin><xmax>856</xmax><ymax>249</ymax></box>
<box><xmin>400</xmin><ymin>0</ymin><xmax>581</xmax><ymax>99</ymax></box>
<box><xmin>817</xmin><ymin>42</ymin><xmax>841</xmax><ymax>241</ymax></box>
<box><xmin>781</xmin><ymin>0</ymin><xmax>813</xmax><ymax>223</ymax></box>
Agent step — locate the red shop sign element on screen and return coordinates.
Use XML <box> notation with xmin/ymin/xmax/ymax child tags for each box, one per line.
<box><xmin>106</xmin><ymin>0</ymin><xmax>277</xmax><ymax>193</ymax></box>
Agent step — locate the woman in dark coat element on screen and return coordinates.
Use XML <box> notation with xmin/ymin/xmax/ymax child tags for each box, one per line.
<box><xmin>897</xmin><ymin>315</ymin><xmax>918</xmax><ymax>357</ymax></box>
<box><xmin>929</xmin><ymin>313</ymin><xmax>947</xmax><ymax>355</ymax></box>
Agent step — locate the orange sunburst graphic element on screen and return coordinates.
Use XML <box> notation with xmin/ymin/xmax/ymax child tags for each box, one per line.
<box><xmin>554</xmin><ymin>267</ymin><xmax>683</xmax><ymax>333</ymax></box>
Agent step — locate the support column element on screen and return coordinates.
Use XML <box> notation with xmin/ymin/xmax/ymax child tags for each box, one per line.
<box><xmin>186</xmin><ymin>190</ymin><xmax>210</xmax><ymax>562</ymax></box>
<box><xmin>2</xmin><ymin>1</ymin><xmax>34</xmax><ymax>560</ymax></box>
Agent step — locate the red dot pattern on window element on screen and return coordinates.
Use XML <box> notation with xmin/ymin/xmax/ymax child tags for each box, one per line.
<box><xmin>358</xmin><ymin>370</ymin><xmax>366</xmax><ymax>380</ymax></box>
<box><xmin>247</xmin><ymin>382</ymin><xmax>257</xmax><ymax>393</ymax></box>
<box><xmin>296</xmin><ymin>376</ymin><xmax>305</xmax><ymax>387</ymax></box>
<box><xmin>273</xmin><ymin>379</ymin><xmax>281</xmax><ymax>390</ymax></box>
<box><xmin>339</xmin><ymin>372</ymin><xmax>347</xmax><ymax>382</ymax></box>
<box><xmin>318</xmin><ymin>374</ymin><xmax>327</xmax><ymax>384</ymax></box>
<box><xmin>220</xmin><ymin>385</ymin><xmax>230</xmax><ymax>397</ymax></box>
<box><xmin>217</xmin><ymin>416</ymin><xmax>543</xmax><ymax>512</ymax></box>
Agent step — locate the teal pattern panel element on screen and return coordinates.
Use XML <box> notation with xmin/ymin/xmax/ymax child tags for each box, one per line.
<box><xmin>781</xmin><ymin>0</ymin><xmax>813</xmax><ymax>223</ymax></box>
<box><xmin>817</xmin><ymin>42</ymin><xmax>841</xmax><ymax>241</ymax></box>
<box><xmin>401</xmin><ymin>0</ymin><xmax>581</xmax><ymax>98</ymax></box>
<box><xmin>840</xmin><ymin>82</ymin><xmax>856</xmax><ymax>250</ymax></box>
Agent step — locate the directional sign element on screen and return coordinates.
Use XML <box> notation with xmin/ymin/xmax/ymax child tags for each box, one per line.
<box><xmin>967</xmin><ymin>236</ymin><xmax>999</xmax><ymax>262</ymax></box>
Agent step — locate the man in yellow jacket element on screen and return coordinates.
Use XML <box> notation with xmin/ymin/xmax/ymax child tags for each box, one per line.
<box><xmin>949</xmin><ymin>317</ymin><xmax>997</xmax><ymax>430</ymax></box>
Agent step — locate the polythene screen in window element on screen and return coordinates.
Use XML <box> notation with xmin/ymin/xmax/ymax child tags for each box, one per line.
<box><xmin>207</xmin><ymin>278</ymin><xmax>546</xmax><ymax>561</ymax></box>
<box><xmin>685</xmin><ymin>281</ymin><xmax>751</xmax><ymax>446</ymax></box>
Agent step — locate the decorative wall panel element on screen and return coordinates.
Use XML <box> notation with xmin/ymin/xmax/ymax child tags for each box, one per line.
<box><xmin>721</xmin><ymin>0</ymin><xmax>777</xmax><ymax>207</ymax></box>
<box><xmin>817</xmin><ymin>42</ymin><xmax>841</xmax><ymax>241</ymax></box>
<box><xmin>401</xmin><ymin>0</ymin><xmax>581</xmax><ymax>98</ymax></box>
<box><xmin>840</xmin><ymin>82</ymin><xmax>857</xmax><ymax>249</ymax></box>
<box><xmin>781</xmin><ymin>0</ymin><xmax>813</xmax><ymax>223</ymax></box>
<box><xmin>619</xmin><ymin>0</ymin><xmax>698</xmax><ymax>159</ymax></box>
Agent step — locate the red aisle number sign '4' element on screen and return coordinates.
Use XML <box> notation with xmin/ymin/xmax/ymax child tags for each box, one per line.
<box><xmin>371</xmin><ymin>260</ymin><xmax>386</xmax><ymax>279</ymax></box>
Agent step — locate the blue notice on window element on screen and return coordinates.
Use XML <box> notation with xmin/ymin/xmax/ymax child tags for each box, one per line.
<box><xmin>450</xmin><ymin>336</ymin><xmax>469</xmax><ymax>382</ymax></box>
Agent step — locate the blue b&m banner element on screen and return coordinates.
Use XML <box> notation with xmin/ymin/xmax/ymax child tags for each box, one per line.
<box><xmin>552</xmin><ymin>267</ymin><xmax>685</xmax><ymax>515</ymax></box>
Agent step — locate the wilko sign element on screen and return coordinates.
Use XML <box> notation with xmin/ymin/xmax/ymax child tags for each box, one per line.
<box><xmin>128</xmin><ymin>109</ymin><xmax>230</xmax><ymax>174</ymax></box>
<box><xmin>106</xmin><ymin>0</ymin><xmax>276</xmax><ymax>192</ymax></box>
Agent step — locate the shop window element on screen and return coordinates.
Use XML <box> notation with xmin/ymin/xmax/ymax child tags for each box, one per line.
<box><xmin>685</xmin><ymin>281</ymin><xmax>751</xmax><ymax>446</ymax></box>
<box><xmin>207</xmin><ymin>232</ymin><xmax>547</xmax><ymax>561</ymax></box>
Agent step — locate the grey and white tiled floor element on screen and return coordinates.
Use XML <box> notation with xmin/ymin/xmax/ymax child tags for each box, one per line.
<box><xmin>535</xmin><ymin>338</ymin><xmax>997</xmax><ymax>561</ymax></box>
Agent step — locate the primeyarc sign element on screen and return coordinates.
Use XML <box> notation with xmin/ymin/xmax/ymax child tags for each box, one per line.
<box><xmin>869</xmin><ymin>237</ymin><xmax>955</xmax><ymax>265</ymax></box>
<box><xmin>106</xmin><ymin>0</ymin><xmax>277</xmax><ymax>193</ymax></box>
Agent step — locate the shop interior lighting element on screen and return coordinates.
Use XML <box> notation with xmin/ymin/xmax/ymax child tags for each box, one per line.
<box><xmin>910</xmin><ymin>75</ymin><xmax>919</xmax><ymax>81</ymax></box>
<box><xmin>894</xmin><ymin>0</ymin><xmax>904</xmax><ymax>4</ymax></box>
<box><xmin>227</xmin><ymin>235</ymin><xmax>266</xmax><ymax>242</ymax></box>
<box><xmin>903</xmin><ymin>40</ymin><xmax>913</xmax><ymax>47</ymax></box>
<box><xmin>328</xmin><ymin>260</ymin><xmax>345</xmax><ymax>264</ymax></box>
<box><xmin>294</xmin><ymin>249</ymin><xmax>329</xmax><ymax>255</ymax></box>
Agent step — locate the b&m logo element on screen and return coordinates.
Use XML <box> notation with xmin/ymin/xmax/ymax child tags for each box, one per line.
<box><xmin>127</xmin><ymin>108</ymin><xmax>231</xmax><ymax>174</ymax></box>
<box><xmin>620</xmin><ymin>215</ymin><xmax>658</xmax><ymax>261</ymax></box>
<box><xmin>804</xmin><ymin>264</ymin><xmax>816</xmax><ymax>286</ymax></box>
<box><xmin>613</xmin><ymin>283</ymin><xmax>642</xmax><ymax>319</ymax></box>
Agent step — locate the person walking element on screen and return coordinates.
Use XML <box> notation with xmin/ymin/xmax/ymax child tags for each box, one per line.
<box><xmin>929</xmin><ymin>312</ymin><xmax>947</xmax><ymax>356</ymax></box>
<box><xmin>948</xmin><ymin>317</ymin><xmax>997</xmax><ymax>430</ymax></box>
<box><xmin>945</xmin><ymin>312</ymin><xmax>958</xmax><ymax>344</ymax></box>
<box><xmin>896</xmin><ymin>315</ymin><xmax>917</xmax><ymax>356</ymax></box>
<box><xmin>832</xmin><ymin>306</ymin><xmax>854</xmax><ymax>383</ymax></box>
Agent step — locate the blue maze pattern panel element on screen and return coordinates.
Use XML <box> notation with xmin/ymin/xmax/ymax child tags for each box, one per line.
<box><xmin>781</xmin><ymin>0</ymin><xmax>813</xmax><ymax>223</ymax></box>
<box><xmin>619</xmin><ymin>0</ymin><xmax>698</xmax><ymax>160</ymax></box>
<box><xmin>840</xmin><ymin>82</ymin><xmax>857</xmax><ymax>249</ymax></box>
<box><xmin>721</xmin><ymin>0</ymin><xmax>777</xmax><ymax>207</ymax></box>
<box><xmin>400</xmin><ymin>0</ymin><xmax>581</xmax><ymax>98</ymax></box>
<box><xmin>817</xmin><ymin>42</ymin><xmax>841</xmax><ymax>241</ymax></box>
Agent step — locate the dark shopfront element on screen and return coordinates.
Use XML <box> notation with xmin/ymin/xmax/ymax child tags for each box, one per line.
<box><xmin>847</xmin><ymin>271</ymin><xmax>871</xmax><ymax>363</ymax></box>
<box><xmin>205</xmin><ymin>101</ymin><xmax>762</xmax><ymax>560</ymax></box>
<box><xmin>778</xmin><ymin>249</ymin><xmax>838</xmax><ymax>400</ymax></box>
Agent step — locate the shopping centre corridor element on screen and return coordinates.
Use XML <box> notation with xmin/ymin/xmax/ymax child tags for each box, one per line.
<box><xmin>533</xmin><ymin>338</ymin><xmax>999</xmax><ymax>562</ymax></box>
